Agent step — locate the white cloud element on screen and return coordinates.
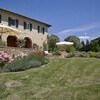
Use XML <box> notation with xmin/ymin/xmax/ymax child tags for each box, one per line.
<box><xmin>79</xmin><ymin>36</ymin><xmax>90</xmax><ymax>39</ymax></box>
<box><xmin>84</xmin><ymin>32</ymin><xmax>87</xmax><ymax>35</ymax></box>
<box><xmin>56</xmin><ymin>23</ymin><xmax>100</xmax><ymax>35</ymax></box>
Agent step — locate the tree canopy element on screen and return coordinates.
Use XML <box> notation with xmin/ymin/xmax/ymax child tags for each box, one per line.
<box><xmin>48</xmin><ymin>35</ymin><xmax>59</xmax><ymax>52</ymax></box>
<box><xmin>81</xmin><ymin>37</ymin><xmax>100</xmax><ymax>52</ymax></box>
<box><xmin>64</xmin><ymin>36</ymin><xmax>82</xmax><ymax>50</ymax></box>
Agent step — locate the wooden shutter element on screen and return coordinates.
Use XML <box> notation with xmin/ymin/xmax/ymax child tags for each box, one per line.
<box><xmin>16</xmin><ymin>19</ymin><xmax>19</xmax><ymax>28</ymax></box>
<box><xmin>0</xmin><ymin>14</ymin><xmax>1</xmax><ymax>23</ymax></box>
<box><xmin>30</xmin><ymin>23</ymin><xmax>32</xmax><ymax>31</ymax></box>
<box><xmin>24</xmin><ymin>22</ymin><xmax>26</xmax><ymax>29</ymax></box>
<box><xmin>8</xmin><ymin>17</ymin><xmax>11</xmax><ymax>26</ymax></box>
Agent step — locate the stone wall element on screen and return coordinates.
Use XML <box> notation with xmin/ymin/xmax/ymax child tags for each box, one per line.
<box><xmin>0</xmin><ymin>47</ymin><xmax>38</xmax><ymax>57</ymax></box>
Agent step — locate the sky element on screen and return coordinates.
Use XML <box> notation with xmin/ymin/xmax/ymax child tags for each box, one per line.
<box><xmin>0</xmin><ymin>0</ymin><xmax>100</xmax><ymax>41</ymax></box>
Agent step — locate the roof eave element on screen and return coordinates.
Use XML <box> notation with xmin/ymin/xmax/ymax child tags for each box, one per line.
<box><xmin>0</xmin><ymin>8</ymin><xmax>52</xmax><ymax>27</ymax></box>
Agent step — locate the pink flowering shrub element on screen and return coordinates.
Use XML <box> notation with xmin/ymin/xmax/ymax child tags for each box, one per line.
<box><xmin>0</xmin><ymin>51</ymin><xmax>12</xmax><ymax>62</ymax></box>
<box><xmin>0</xmin><ymin>51</ymin><xmax>13</xmax><ymax>69</ymax></box>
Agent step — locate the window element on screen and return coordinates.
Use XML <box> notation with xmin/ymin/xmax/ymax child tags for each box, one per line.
<box><xmin>8</xmin><ymin>17</ymin><xmax>19</xmax><ymax>27</ymax></box>
<box><xmin>23</xmin><ymin>22</ymin><xmax>32</xmax><ymax>31</ymax></box>
<box><xmin>45</xmin><ymin>28</ymin><xmax>48</xmax><ymax>32</ymax></box>
<box><xmin>0</xmin><ymin>14</ymin><xmax>1</xmax><ymax>23</ymax></box>
<box><xmin>26</xmin><ymin>23</ymin><xmax>30</xmax><ymax>29</ymax></box>
<box><xmin>37</xmin><ymin>26</ymin><xmax>40</xmax><ymax>33</ymax></box>
<box><xmin>41</xmin><ymin>27</ymin><xmax>45</xmax><ymax>34</ymax></box>
<box><xmin>11</xmin><ymin>19</ymin><xmax>15</xmax><ymax>26</ymax></box>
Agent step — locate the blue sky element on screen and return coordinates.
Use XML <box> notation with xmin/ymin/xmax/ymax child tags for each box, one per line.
<box><xmin>0</xmin><ymin>0</ymin><xmax>100</xmax><ymax>41</ymax></box>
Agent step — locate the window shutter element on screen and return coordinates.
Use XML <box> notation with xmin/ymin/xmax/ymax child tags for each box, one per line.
<box><xmin>30</xmin><ymin>23</ymin><xmax>32</xmax><ymax>31</ymax></box>
<box><xmin>8</xmin><ymin>17</ymin><xmax>11</xmax><ymax>26</ymax></box>
<box><xmin>16</xmin><ymin>19</ymin><xmax>19</xmax><ymax>28</ymax></box>
<box><xmin>43</xmin><ymin>27</ymin><xmax>45</xmax><ymax>34</ymax></box>
<box><xmin>24</xmin><ymin>22</ymin><xmax>26</xmax><ymax>29</ymax></box>
<box><xmin>0</xmin><ymin>14</ymin><xmax>1</xmax><ymax>23</ymax></box>
<box><xmin>38</xmin><ymin>26</ymin><xmax>40</xmax><ymax>33</ymax></box>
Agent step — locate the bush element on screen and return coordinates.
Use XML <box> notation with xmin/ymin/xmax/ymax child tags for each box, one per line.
<box><xmin>66</xmin><ymin>51</ymin><xmax>88</xmax><ymax>58</ymax></box>
<box><xmin>0</xmin><ymin>51</ymin><xmax>12</xmax><ymax>69</ymax></box>
<box><xmin>66</xmin><ymin>53</ymin><xmax>74</xmax><ymax>58</ymax></box>
<box><xmin>28</xmin><ymin>54</ymin><xmax>49</xmax><ymax>65</ymax></box>
<box><xmin>52</xmin><ymin>51</ymin><xmax>61</xmax><ymax>56</ymax></box>
<box><xmin>79</xmin><ymin>52</ymin><xmax>89</xmax><ymax>57</ymax></box>
<box><xmin>63</xmin><ymin>51</ymin><xmax>100</xmax><ymax>58</ymax></box>
<box><xmin>17</xmin><ymin>39</ymin><xmax>26</xmax><ymax>48</ymax></box>
<box><xmin>66</xmin><ymin>46</ymin><xmax>76</xmax><ymax>53</ymax></box>
<box><xmin>96</xmin><ymin>52</ymin><xmax>100</xmax><ymax>58</ymax></box>
<box><xmin>0</xmin><ymin>41</ymin><xmax>6</xmax><ymax>47</ymax></box>
<box><xmin>0</xmin><ymin>61</ymin><xmax>7</xmax><ymax>68</ymax></box>
<box><xmin>72</xmin><ymin>51</ymin><xmax>88</xmax><ymax>57</ymax></box>
<box><xmin>3</xmin><ymin>54</ymin><xmax>49</xmax><ymax>72</ymax></box>
<box><xmin>33</xmin><ymin>43</ymin><xmax>38</xmax><ymax>49</ymax></box>
<box><xmin>29</xmin><ymin>60</ymin><xmax>41</xmax><ymax>68</ymax></box>
<box><xmin>88</xmin><ymin>51</ymin><xmax>97</xmax><ymax>58</ymax></box>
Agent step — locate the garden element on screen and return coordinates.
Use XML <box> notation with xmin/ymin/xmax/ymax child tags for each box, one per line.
<box><xmin>0</xmin><ymin>50</ymin><xmax>49</xmax><ymax>73</ymax></box>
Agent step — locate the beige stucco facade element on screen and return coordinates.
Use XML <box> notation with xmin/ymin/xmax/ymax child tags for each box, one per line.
<box><xmin>0</xmin><ymin>8</ymin><xmax>51</xmax><ymax>50</ymax></box>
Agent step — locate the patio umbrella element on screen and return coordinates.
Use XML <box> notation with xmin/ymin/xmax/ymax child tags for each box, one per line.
<box><xmin>0</xmin><ymin>24</ymin><xmax>22</xmax><ymax>40</ymax></box>
<box><xmin>56</xmin><ymin>41</ymin><xmax>73</xmax><ymax>45</ymax></box>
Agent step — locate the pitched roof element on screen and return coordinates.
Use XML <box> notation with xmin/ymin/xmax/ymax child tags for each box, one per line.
<box><xmin>0</xmin><ymin>8</ymin><xmax>51</xmax><ymax>27</ymax></box>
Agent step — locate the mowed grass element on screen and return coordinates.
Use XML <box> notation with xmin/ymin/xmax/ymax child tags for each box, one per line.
<box><xmin>0</xmin><ymin>57</ymin><xmax>100</xmax><ymax>100</ymax></box>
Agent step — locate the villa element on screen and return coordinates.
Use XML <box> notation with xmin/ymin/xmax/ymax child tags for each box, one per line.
<box><xmin>0</xmin><ymin>8</ymin><xmax>51</xmax><ymax>50</ymax></box>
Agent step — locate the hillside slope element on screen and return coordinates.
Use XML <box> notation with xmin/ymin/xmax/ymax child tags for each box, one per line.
<box><xmin>0</xmin><ymin>58</ymin><xmax>100</xmax><ymax>100</ymax></box>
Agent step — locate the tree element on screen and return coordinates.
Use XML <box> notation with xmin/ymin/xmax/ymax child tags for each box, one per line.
<box><xmin>81</xmin><ymin>37</ymin><xmax>100</xmax><ymax>52</ymax></box>
<box><xmin>91</xmin><ymin>37</ymin><xmax>100</xmax><ymax>52</ymax></box>
<box><xmin>81</xmin><ymin>41</ymin><xmax>85</xmax><ymax>47</ymax></box>
<box><xmin>64</xmin><ymin>36</ymin><xmax>82</xmax><ymax>50</ymax></box>
<box><xmin>86</xmin><ymin>39</ymin><xmax>90</xmax><ymax>45</ymax></box>
<box><xmin>48</xmin><ymin>35</ymin><xmax>59</xmax><ymax>52</ymax></box>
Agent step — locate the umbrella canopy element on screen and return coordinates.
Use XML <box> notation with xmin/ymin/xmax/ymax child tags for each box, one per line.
<box><xmin>0</xmin><ymin>24</ymin><xmax>22</xmax><ymax>35</ymax></box>
<box><xmin>56</xmin><ymin>41</ymin><xmax>73</xmax><ymax>45</ymax></box>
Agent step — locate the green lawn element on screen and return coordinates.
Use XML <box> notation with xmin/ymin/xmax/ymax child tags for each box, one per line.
<box><xmin>0</xmin><ymin>57</ymin><xmax>100</xmax><ymax>100</ymax></box>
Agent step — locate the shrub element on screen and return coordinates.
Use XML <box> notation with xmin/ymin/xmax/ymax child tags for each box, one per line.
<box><xmin>0</xmin><ymin>41</ymin><xmax>6</xmax><ymax>47</ymax></box>
<box><xmin>29</xmin><ymin>60</ymin><xmax>41</xmax><ymax>68</ymax></box>
<box><xmin>17</xmin><ymin>39</ymin><xmax>26</xmax><ymax>48</ymax></box>
<box><xmin>0</xmin><ymin>51</ymin><xmax>11</xmax><ymax>62</ymax></box>
<box><xmin>66</xmin><ymin>46</ymin><xmax>76</xmax><ymax>53</ymax></box>
<box><xmin>3</xmin><ymin>54</ymin><xmax>49</xmax><ymax>72</ymax></box>
<box><xmin>72</xmin><ymin>51</ymin><xmax>88</xmax><ymax>57</ymax></box>
<box><xmin>27</xmin><ymin>54</ymin><xmax>49</xmax><ymax>65</ymax></box>
<box><xmin>79</xmin><ymin>52</ymin><xmax>89</xmax><ymax>57</ymax></box>
<box><xmin>0</xmin><ymin>61</ymin><xmax>7</xmax><ymax>68</ymax></box>
<box><xmin>66</xmin><ymin>51</ymin><xmax>88</xmax><ymax>58</ymax></box>
<box><xmin>33</xmin><ymin>43</ymin><xmax>38</xmax><ymax>49</ymax></box>
<box><xmin>0</xmin><ymin>51</ymin><xmax>12</xmax><ymax>69</ymax></box>
<box><xmin>96</xmin><ymin>52</ymin><xmax>100</xmax><ymax>58</ymax></box>
<box><xmin>52</xmin><ymin>51</ymin><xmax>61</xmax><ymax>56</ymax></box>
<box><xmin>88</xmin><ymin>51</ymin><xmax>97</xmax><ymax>58</ymax></box>
<box><xmin>57</xmin><ymin>45</ymin><xmax>67</xmax><ymax>51</ymax></box>
<box><xmin>66</xmin><ymin>53</ymin><xmax>74</xmax><ymax>58</ymax></box>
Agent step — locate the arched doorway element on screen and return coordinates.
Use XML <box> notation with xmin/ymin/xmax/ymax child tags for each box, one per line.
<box><xmin>24</xmin><ymin>37</ymin><xmax>32</xmax><ymax>48</ymax></box>
<box><xmin>7</xmin><ymin>35</ymin><xmax>18</xmax><ymax>47</ymax></box>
